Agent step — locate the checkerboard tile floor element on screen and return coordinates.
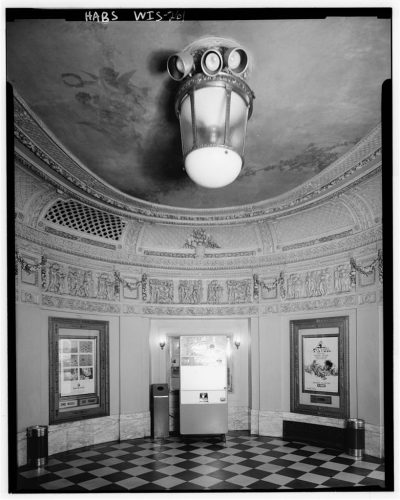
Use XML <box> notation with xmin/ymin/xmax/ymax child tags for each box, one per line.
<box><xmin>16</xmin><ymin>433</ymin><xmax>385</xmax><ymax>492</ymax></box>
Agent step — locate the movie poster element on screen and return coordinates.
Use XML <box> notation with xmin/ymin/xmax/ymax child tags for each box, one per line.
<box><xmin>59</xmin><ymin>338</ymin><xmax>96</xmax><ymax>396</ymax></box>
<box><xmin>302</xmin><ymin>335</ymin><xmax>339</xmax><ymax>394</ymax></box>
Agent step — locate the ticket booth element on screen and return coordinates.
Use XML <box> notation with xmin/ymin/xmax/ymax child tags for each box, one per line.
<box><xmin>179</xmin><ymin>335</ymin><xmax>228</xmax><ymax>439</ymax></box>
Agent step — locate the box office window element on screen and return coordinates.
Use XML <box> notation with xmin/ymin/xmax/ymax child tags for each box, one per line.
<box><xmin>168</xmin><ymin>335</ymin><xmax>233</xmax><ymax>393</ymax></box>
<box><xmin>49</xmin><ymin>318</ymin><xmax>109</xmax><ymax>424</ymax></box>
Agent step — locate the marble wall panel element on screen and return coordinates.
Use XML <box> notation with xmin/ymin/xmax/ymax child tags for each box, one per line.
<box><xmin>18</xmin><ymin>415</ymin><xmax>135</xmax><ymax>466</ymax></box>
<box><xmin>228</xmin><ymin>406</ymin><xmax>249</xmax><ymax>430</ymax></box>
<box><xmin>92</xmin><ymin>415</ymin><xmax>119</xmax><ymax>445</ymax></box>
<box><xmin>250</xmin><ymin>409</ymin><xmax>259</xmax><ymax>435</ymax></box>
<box><xmin>17</xmin><ymin>432</ymin><xmax>27</xmax><ymax>468</ymax></box>
<box><xmin>365</xmin><ymin>424</ymin><xmax>384</xmax><ymax>458</ymax></box>
<box><xmin>120</xmin><ymin>412</ymin><xmax>151</xmax><ymax>441</ymax></box>
<box><xmin>258</xmin><ymin>411</ymin><xmax>284</xmax><ymax>437</ymax></box>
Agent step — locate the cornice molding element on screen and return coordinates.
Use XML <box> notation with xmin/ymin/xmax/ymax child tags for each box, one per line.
<box><xmin>13</xmin><ymin>91</ymin><xmax>382</xmax><ymax>225</ymax></box>
<box><xmin>15</xmin><ymin>220</ymin><xmax>382</xmax><ymax>272</ymax></box>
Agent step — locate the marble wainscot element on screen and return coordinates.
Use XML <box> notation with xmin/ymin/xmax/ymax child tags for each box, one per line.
<box><xmin>228</xmin><ymin>406</ymin><xmax>250</xmax><ymax>431</ymax></box>
<box><xmin>17</xmin><ymin>413</ymin><xmax>151</xmax><ymax>467</ymax></box>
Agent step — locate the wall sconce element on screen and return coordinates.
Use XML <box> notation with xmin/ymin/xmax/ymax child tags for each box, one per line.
<box><xmin>234</xmin><ymin>338</ymin><xmax>240</xmax><ymax>349</ymax></box>
<box><xmin>159</xmin><ymin>340</ymin><xmax>166</xmax><ymax>350</ymax></box>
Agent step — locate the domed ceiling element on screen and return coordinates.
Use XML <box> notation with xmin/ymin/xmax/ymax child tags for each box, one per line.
<box><xmin>7</xmin><ymin>14</ymin><xmax>390</xmax><ymax>209</ymax></box>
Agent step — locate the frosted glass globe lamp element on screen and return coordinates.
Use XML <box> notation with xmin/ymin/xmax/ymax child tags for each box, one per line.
<box><xmin>167</xmin><ymin>38</ymin><xmax>254</xmax><ymax>189</ymax></box>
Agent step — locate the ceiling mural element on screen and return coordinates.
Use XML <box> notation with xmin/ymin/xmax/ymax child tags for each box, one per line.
<box><xmin>7</xmin><ymin>16</ymin><xmax>390</xmax><ymax>209</ymax></box>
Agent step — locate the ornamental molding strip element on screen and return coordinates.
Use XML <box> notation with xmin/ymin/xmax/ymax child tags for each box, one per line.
<box><xmin>41</xmin><ymin>294</ymin><xmax>121</xmax><ymax>314</ymax></box>
<box><xmin>358</xmin><ymin>292</ymin><xmax>377</xmax><ymax>305</ymax></box>
<box><xmin>279</xmin><ymin>294</ymin><xmax>357</xmax><ymax>313</ymax></box>
<box><xmin>14</xmin><ymin>91</ymin><xmax>382</xmax><ymax>224</ymax></box>
<box><xmin>15</xmin><ymin>220</ymin><xmax>382</xmax><ymax>272</ymax></box>
<box><xmin>142</xmin><ymin>305</ymin><xmax>260</xmax><ymax>316</ymax></box>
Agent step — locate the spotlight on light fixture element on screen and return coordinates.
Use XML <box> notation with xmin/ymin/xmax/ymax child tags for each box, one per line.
<box><xmin>201</xmin><ymin>48</ymin><xmax>223</xmax><ymax>76</ymax></box>
<box><xmin>224</xmin><ymin>47</ymin><xmax>249</xmax><ymax>76</ymax></box>
<box><xmin>167</xmin><ymin>51</ymin><xmax>194</xmax><ymax>81</ymax></box>
<box><xmin>167</xmin><ymin>37</ymin><xmax>255</xmax><ymax>189</ymax></box>
<box><xmin>234</xmin><ymin>338</ymin><xmax>241</xmax><ymax>349</ymax></box>
<box><xmin>159</xmin><ymin>340</ymin><xmax>166</xmax><ymax>350</ymax></box>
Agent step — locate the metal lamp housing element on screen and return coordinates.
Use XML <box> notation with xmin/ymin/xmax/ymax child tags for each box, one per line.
<box><xmin>168</xmin><ymin>38</ymin><xmax>254</xmax><ymax>189</ymax></box>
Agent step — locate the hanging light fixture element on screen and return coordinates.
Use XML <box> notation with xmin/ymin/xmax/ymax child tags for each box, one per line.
<box><xmin>167</xmin><ymin>37</ymin><xmax>255</xmax><ymax>189</ymax></box>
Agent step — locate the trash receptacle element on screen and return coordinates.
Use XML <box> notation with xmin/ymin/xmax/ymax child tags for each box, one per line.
<box><xmin>27</xmin><ymin>425</ymin><xmax>48</xmax><ymax>468</ymax></box>
<box><xmin>346</xmin><ymin>418</ymin><xmax>365</xmax><ymax>459</ymax></box>
<box><xmin>151</xmin><ymin>383</ymin><xmax>169</xmax><ymax>439</ymax></box>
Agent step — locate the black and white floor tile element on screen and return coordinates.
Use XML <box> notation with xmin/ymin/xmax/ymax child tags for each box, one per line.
<box><xmin>16</xmin><ymin>433</ymin><xmax>385</xmax><ymax>492</ymax></box>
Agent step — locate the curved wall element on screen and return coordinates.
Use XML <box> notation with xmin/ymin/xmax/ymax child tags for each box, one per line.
<box><xmin>14</xmin><ymin>96</ymin><xmax>383</xmax><ymax>465</ymax></box>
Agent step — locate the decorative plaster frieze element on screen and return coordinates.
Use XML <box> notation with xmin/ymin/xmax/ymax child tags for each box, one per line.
<box><xmin>17</xmin><ymin>135</ymin><xmax>381</xmax><ymax>224</ymax></box>
<box><xmin>42</xmin><ymin>294</ymin><xmax>120</xmax><ymax>314</ymax></box>
<box><xmin>280</xmin><ymin>295</ymin><xmax>357</xmax><ymax>313</ymax></box>
<box><xmin>358</xmin><ymin>292</ymin><xmax>377</xmax><ymax>305</ymax></box>
<box><xmin>14</xmin><ymin>92</ymin><xmax>382</xmax><ymax>224</ymax></box>
<box><xmin>144</xmin><ymin>250</ymin><xmax>256</xmax><ymax>258</ymax></box>
<box><xmin>120</xmin><ymin>220</ymin><xmax>142</xmax><ymax>250</ymax></box>
<box><xmin>227</xmin><ymin>279</ymin><xmax>253</xmax><ymax>303</ymax></box>
<box><xmin>281</xmin><ymin>229</ymin><xmax>353</xmax><ymax>252</ymax></box>
<box><xmin>142</xmin><ymin>305</ymin><xmax>259</xmax><ymax>316</ymax></box>
<box><xmin>15</xmin><ymin>219</ymin><xmax>382</xmax><ymax>273</ymax></box>
<box><xmin>341</xmin><ymin>193</ymin><xmax>374</xmax><ymax>231</ymax></box>
<box><xmin>15</xmin><ymin>164</ymin><xmax>47</xmax><ymax>213</ymax></box>
<box><xmin>178</xmin><ymin>280</ymin><xmax>203</xmax><ymax>304</ymax></box>
<box><xmin>149</xmin><ymin>279</ymin><xmax>174</xmax><ymax>304</ymax></box>
<box><xmin>358</xmin><ymin>259</ymin><xmax>376</xmax><ymax>287</ymax></box>
<box><xmin>207</xmin><ymin>280</ymin><xmax>224</xmax><ymax>304</ymax></box>
<box><xmin>123</xmin><ymin>304</ymin><xmax>138</xmax><ymax>314</ymax></box>
<box><xmin>262</xmin><ymin>304</ymin><xmax>279</xmax><ymax>314</ymax></box>
<box><xmin>16</xmin><ymin>222</ymin><xmax>123</xmax><ymax>263</ymax></box>
<box><xmin>45</xmin><ymin>226</ymin><xmax>117</xmax><ymax>250</ymax></box>
<box><xmin>183</xmin><ymin>227</ymin><xmax>220</xmax><ymax>250</ymax></box>
<box><xmin>44</xmin><ymin>260</ymin><xmax>118</xmax><ymax>300</ymax></box>
<box><xmin>20</xmin><ymin>290</ymin><xmax>39</xmax><ymax>304</ymax></box>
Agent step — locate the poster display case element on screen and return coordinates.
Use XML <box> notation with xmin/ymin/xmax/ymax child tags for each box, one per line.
<box><xmin>290</xmin><ymin>316</ymin><xmax>349</xmax><ymax>419</ymax></box>
<box><xmin>49</xmin><ymin>318</ymin><xmax>109</xmax><ymax>424</ymax></box>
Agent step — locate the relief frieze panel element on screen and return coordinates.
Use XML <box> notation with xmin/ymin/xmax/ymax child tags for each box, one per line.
<box><xmin>207</xmin><ymin>280</ymin><xmax>224</xmax><ymax>304</ymax></box>
<box><xmin>178</xmin><ymin>280</ymin><xmax>202</xmax><ymax>304</ymax></box>
<box><xmin>45</xmin><ymin>261</ymin><xmax>117</xmax><ymax>301</ymax></box>
<box><xmin>258</xmin><ymin>264</ymin><xmax>356</xmax><ymax>302</ymax></box>
<box><xmin>149</xmin><ymin>279</ymin><xmax>174</xmax><ymax>304</ymax></box>
<box><xmin>147</xmin><ymin>278</ymin><xmax>254</xmax><ymax>305</ymax></box>
<box><xmin>227</xmin><ymin>279</ymin><xmax>253</xmax><ymax>304</ymax></box>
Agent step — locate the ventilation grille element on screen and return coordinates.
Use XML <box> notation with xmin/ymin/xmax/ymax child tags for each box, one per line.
<box><xmin>44</xmin><ymin>200</ymin><xmax>126</xmax><ymax>241</ymax></box>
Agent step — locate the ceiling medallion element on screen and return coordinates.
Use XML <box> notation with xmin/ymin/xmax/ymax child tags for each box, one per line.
<box><xmin>167</xmin><ymin>37</ymin><xmax>255</xmax><ymax>189</ymax></box>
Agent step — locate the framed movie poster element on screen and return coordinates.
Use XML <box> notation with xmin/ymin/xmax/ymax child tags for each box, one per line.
<box><xmin>49</xmin><ymin>318</ymin><xmax>109</xmax><ymax>424</ymax></box>
<box><xmin>290</xmin><ymin>316</ymin><xmax>349</xmax><ymax>419</ymax></box>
